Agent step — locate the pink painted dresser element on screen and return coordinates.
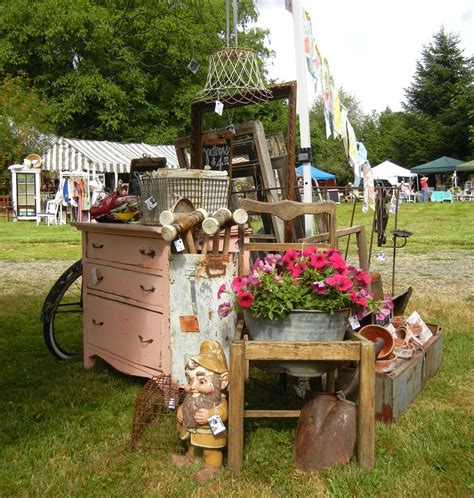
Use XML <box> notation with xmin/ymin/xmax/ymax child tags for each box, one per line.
<box><xmin>75</xmin><ymin>222</ymin><xmax>237</xmax><ymax>384</ymax></box>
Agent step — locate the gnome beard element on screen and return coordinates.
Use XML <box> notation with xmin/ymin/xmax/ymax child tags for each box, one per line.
<box><xmin>182</xmin><ymin>375</ymin><xmax>222</xmax><ymax>429</ymax></box>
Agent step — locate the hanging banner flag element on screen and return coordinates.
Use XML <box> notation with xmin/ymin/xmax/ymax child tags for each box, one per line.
<box><xmin>362</xmin><ymin>162</ymin><xmax>375</xmax><ymax>212</ymax></box>
<box><xmin>331</xmin><ymin>78</ymin><xmax>343</xmax><ymax>137</ymax></box>
<box><xmin>321</xmin><ymin>59</ymin><xmax>332</xmax><ymax>138</ymax></box>
<box><xmin>346</xmin><ymin>118</ymin><xmax>359</xmax><ymax>170</ymax></box>
<box><xmin>357</xmin><ymin>142</ymin><xmax>368</xmax><ymax>164</ymax></box>
<box><xmin>303</xmin><ymin>12</ymin><xmax>322</xmax><ymax>88</ymax></box>
<box><xmin>285</xmin><ymin>0</ymin><xmax>293</xmax><ymax>13</ymax></box>
<box><xmin>340</xmin><ymin>104</ymin><xmax>349</xmax><ymax>154</ymax></box>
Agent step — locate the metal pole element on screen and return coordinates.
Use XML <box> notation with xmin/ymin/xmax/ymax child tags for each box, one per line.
<box><xmin>226</xmin><ymin>0</ymin><xmax>230</xmax><ymax>48</ymax></box>
<box><xmin>232</xmin><ymin>0</ymin><xmax>238</xmax><ymax>47</ymax></box>
<box><xmin>292</xmin><ymin>0</ymin><xmax>313</xmax><ymax>236</ymax></box>
<box><xmin>391</xmin><ymin>187</ymin><xmax>400</xmax><ymax>296</ymax></box>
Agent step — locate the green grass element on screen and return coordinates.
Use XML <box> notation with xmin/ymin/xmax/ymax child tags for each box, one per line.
<box><xmin>0</xmin><ymin>220</ymin><xmax>81</xmax><ymax>261</ymax></box>
<box><xmin>335</xmin><ymin>201</ymin><xmax>474</xmax><ymax>254</ymax></box>
<box><xmin>0</xmin><ymin>208</ymin><xmax>473</xmax><ymax>496</ymax></box>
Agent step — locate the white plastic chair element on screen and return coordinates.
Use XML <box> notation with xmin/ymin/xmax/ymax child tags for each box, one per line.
<box><xmin>36</xmin><ymin>200</ymin><xmax>59</xmax><ymax>226</ymax></box>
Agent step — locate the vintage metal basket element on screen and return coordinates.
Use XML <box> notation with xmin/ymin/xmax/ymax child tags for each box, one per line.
<box><xmin>138</xmin><ymin>169</ymin><xmax>229</xmax><ymax>224</ymax></box>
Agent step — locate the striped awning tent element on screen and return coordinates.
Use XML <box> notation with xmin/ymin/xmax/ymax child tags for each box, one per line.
<box><xmin>42</xmin><ymin>137</ymin><xmax>179</xmax><ymax>173</ymax></box>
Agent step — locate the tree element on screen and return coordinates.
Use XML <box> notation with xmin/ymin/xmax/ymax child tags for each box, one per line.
<box><xmin>0</xmin><ymin>0</ymin><xmax>271</xmax><ymax>143</ymax></box>
<box><xmin>0</xmin><ymin>75</ymin><xmax>53</xmax><ymax>181</ymax></box>
<box><xmin>403</xmin><ymin>27</ymin><xmax>473</xmax><ymax>160</ymax></box>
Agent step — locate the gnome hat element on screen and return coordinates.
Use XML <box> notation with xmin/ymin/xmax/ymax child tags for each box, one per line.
<box><xmin>191</xmin><ymin>340</ymin><xmax>228</xmax><ymax>374</ymax></box>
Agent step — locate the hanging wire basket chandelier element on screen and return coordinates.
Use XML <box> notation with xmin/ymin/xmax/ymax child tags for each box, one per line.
<box><xmin>198</xmin><ymin>0</ymin><xmax>272</xmax><ymax>105</ymax></box>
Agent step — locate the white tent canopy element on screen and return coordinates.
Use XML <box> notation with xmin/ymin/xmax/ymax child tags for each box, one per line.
<box><xmin>371</xmin><ymin>160</ymin><xmax>417</xmax><ymax>185</ymax></box>
<box><xmin>42</xmin><ymin>137</ymin><xmax>179</xmax><ymax>174</ymax></box>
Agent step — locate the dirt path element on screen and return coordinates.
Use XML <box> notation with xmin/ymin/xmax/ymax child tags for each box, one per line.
<box><xmin>1</xmin><ymin>250</ymin><xmax>473</xmax><ymax>302</ymax></box>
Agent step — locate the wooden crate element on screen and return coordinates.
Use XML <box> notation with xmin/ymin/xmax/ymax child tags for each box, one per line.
<box><xmin>375</xmin><ymin>324</ymin><xmax>443</xmax><ymax>422</ymax></box>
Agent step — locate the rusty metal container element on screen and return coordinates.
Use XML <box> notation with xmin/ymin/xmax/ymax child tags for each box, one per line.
<box><xmin>375</xmin><ymin>324</ymin><xmax>443</xmax><ymax>421</ymax></box>
<box><xmin>169</xmin><ymin>253</ymin><xmax>237</xmax><ymax>385</ymax></box>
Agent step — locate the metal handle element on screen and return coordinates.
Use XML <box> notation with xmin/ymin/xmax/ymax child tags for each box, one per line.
<box><xmin>92</xmin><ymin>319</ymin><xmax>104</xmax><ymax>326</ymax></box>
<box><xmin>92</xmin><ymin>243</ymin><xmax>104</xmax><ymax>249</ymax></box>
<box><xmin>138</xmin><ymin>335</ymin><xmax>154</xmax><ymax>345</ymax></box>
<box><xmin>140</xmin><ymin>285</ymin><xmax>156</xmax><ymax>293</ymax></box>
<box><xmin>139</xmin><ymin>248</ymin><xmax>156</xmax><ymax>258</ymax></box>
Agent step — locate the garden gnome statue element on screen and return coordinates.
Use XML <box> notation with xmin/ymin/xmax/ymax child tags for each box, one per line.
<box><xmin>171</xmin><ymin>340</ymin><xmax>229</xmax><ymax>484</ymax></box>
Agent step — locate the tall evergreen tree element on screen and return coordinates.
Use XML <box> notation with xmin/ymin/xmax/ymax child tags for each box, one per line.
<box><xmin>403</xmin><ymin>27</ymin><xmax>473</xmax><ymax>159</ymax></box>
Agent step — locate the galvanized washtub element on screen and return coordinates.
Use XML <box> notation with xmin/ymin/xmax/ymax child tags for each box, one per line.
<box><xmin>243</xmin><ymin>309</ymin><xmax>349</xmax><ymax>377</ymax></box>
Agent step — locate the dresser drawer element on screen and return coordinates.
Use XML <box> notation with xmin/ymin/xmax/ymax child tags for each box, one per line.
<box><xmin>84</xmin><ymin>295</ymin><xmax>164</xmax><ymax>369</ymax></box>
<box><xmin>85</xmin><ymin>263</ymin><xmax>166</xmax><ymax>308</ymax></box>
<box><xmin>86</xmin><ymin>233</ymin><xmax>168</xmax><ymax>270</ymax></box>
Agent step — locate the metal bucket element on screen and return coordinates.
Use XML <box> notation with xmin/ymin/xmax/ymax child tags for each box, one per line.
<box><xmin>243</xmin><ymin>309</ymin><xmax>349</xmax><ymax>377</ymax></box>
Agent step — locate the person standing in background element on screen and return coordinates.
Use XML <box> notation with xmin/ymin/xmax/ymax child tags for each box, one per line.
<box><xmin>420</xmin><ymin>176</ymin><xmax>429</xmax><ymax>202</ymax></box>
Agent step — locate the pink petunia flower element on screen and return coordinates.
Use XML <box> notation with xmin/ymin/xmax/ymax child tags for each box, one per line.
<box><xmin>376</xmin><ymin>294</ymin><xmax>394</xmax><ymax>321</ymax></box>
<box><xmin>291</xmin><ymin>261</ymin><xmax>307</xmax><ymax>278</ymax></box>
<box><xmin>310</xmin><ymin>253</ymin><xmax>326</xmax><ymax>270</ymax></box>
<box><xmin>217</xmin><ymin>283</ymin><xmax>226</xmax><ymax>300</ymax></box>
<box><xmin>264</xmin><ymin>253</ymin><xmax>282</xmax><ymax>266</ymax></box>
<box><xmin>311</xmin><ymin>281</ymin><xmax>327</xmax><ymax>295</ymax></box>
<box><xmin>217</xmin><ymin>300</ymin><xmax>232</xmax><ymax>318</ymax></box>
<box><xmin>328</xmin><ymin>252</ymin><xmax>348</xmax><ymax>273</ymax></box>
<box><xmin>302</xmin><ymin>246</ymin><xmax>318</xmax><ymax>257</ymax></box>
<box><xmin>237</xmin><ymin>290</ymin><xmax>255</xmax><ymax>308</ymax></box>
<box><xmin>349</xmin><ymin>289</ymin><xmax>368</xmax><ymax>307</ymax></box>
<box><xmin>325</xmin><ymin>273</ymin><xmax>353</xmax><ymax>292</ymax></box>
<box><xmin>282</xmin><ymin>249</ymin><xmax>300</xmax><ymax>264</ymax></box>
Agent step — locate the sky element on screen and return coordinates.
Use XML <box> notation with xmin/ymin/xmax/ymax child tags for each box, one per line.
<box><xmin>254</xmin><ymin>0</ymin><xmax>474</xmax><ymax>114</ymax></box>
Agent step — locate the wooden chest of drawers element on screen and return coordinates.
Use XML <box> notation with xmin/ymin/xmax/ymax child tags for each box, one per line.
<box><xmin>75</xmin><ymin>222</ymin><xmax>237</xmax><ymax>383</ymax></box>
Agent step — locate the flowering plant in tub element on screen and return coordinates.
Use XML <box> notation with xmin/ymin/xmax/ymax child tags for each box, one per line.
<box><xmin>217</xmin><ymin>246</ymin><xmax>392</xmax><ymax>321</ymax></box>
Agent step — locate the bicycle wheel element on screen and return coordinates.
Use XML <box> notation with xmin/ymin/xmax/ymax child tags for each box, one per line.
<box><xmin>41</xmin><ymin>260</ymin><xmax>83</xmax><ymax>360</ymax></box>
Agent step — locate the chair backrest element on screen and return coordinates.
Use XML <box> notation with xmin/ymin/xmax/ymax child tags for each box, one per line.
<box><xmin>45</xmin><ymin>200</ymin><xmax>58</xmax><ymax>215</ymax></box>
<box><xmin>237</xmin><ymin>198</ymin><xmax>337</xmax><ymax>274</ymax></box>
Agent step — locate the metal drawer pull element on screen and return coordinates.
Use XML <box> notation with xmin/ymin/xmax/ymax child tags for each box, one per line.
<box><xmin>139</xmin><ymin>248</ymin><xmax>156</xmax><ymax>258</ymax></box>
<box><xmin>139</xmin><ymin>285</ymin><xmax>156</xmax><ymax>292</ymax></box>
<box><xmin>92</xmin><ymin>319</ymin><xmax>104</xmax><ymax>326</ymax></box>
<box><xmin>92</xmin><ymin>243</ymin><xmax>104</xmax><ymax>248</ymax></box>
<box><xmin>138</xmin><ymin>335</ymin><xmax>154</xmax><ymax>345</ymax></box>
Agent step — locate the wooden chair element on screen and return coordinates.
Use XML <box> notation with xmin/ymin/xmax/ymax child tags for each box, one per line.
<box><xmin>0</xmin><ymin>195</ymin><xmax>15</xmax><ymax>221</ymax></box>
<box><xmin>227</xmin><ymin>198</ymin><xmax>376</xmax><ymax>472</ymax></box>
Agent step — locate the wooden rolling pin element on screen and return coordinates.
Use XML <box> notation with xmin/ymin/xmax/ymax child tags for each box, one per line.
<box><xmin>161</xmin><ymin>209</ymin><xmax>208</xmax><ymax>243</ymax></box>
<box><xmin>201</xmin><ymin>208</ymin><xmax>248</xmax><ymax>235</ymax></box>
<box><xmin>159</xmin><ymin>208</ymin><xmax>208</xmax><ymax>227</ymax></box>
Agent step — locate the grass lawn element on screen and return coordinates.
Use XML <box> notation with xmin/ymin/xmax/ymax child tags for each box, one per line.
<box><xmin>0</xmin><ymin>203</ymin><xmax>473</xmax><ymax>496</ymax></box>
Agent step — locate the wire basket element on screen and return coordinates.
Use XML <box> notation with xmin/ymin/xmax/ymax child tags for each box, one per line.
<box><xmin>138</xmin><ymin>169</ymin><xmax>230</xmax><ymax>224</ymax></box>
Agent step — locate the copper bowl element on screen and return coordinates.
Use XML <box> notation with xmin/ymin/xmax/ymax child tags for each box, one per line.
<box><xmin>359</xmin><ymin>324</ymin><xmax>395</xmax><ymax>359</ymax></box>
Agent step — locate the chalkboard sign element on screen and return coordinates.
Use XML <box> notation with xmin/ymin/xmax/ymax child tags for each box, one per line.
<box><xmin>128</xmin><ymin>157</ymin><xmax>167</xmax><ymax>194</ymax></box>
<box><xmin>202</xmin><ymin>140</ymin><xmax>231</xmax><ymax>172</ymax></box>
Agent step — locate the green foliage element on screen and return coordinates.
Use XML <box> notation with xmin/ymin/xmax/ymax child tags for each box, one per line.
<box><xmin>0</xmin><ymin>75</ymin><xmax>53</xmax><ymax>178</ymax></box>
<box><xmin>0</xmin><ymin>0</ymin><xmax>270</xmax><ymax>143</ymax></box>
<box><xmin>402</xmin><ymin>27</ymin><xmax>473</xmax><ymax>161</ymax></box>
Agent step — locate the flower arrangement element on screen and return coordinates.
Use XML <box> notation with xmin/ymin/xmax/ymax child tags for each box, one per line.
<box><xmin>218</xmin><ymin>246</ymin><xmax>393</xmax><ymax>321</ymax></box>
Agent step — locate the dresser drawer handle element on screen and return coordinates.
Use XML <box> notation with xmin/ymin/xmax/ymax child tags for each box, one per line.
<box><xmin>92</xmin><ymin>319</ymin><xmax>104</xmax><ymax>326</ymax></box>
<box><xmin>138</xmin><ymin>335</ymin><xmax>154</xmax><ymax>345</ymax></box>
<box><xmin>139</xmin><ymin>248</ymin><xmax>156</xmax><ymax>258</ymax></box>
<box><xmin>140</xmin><ymin>285</ymin><xmax>156</xmax><ymax>293</ymax></box>
<box><xmin>92</xmin><ymin>243</ymin><xmax>104</xmax><ymax>249</ymax></box>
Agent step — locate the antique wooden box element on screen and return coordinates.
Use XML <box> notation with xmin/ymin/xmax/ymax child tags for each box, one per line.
<box><xmin>375</xmin><ymin>324</ymin><xmax>443</xmax><ymax>422</ymax></box>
